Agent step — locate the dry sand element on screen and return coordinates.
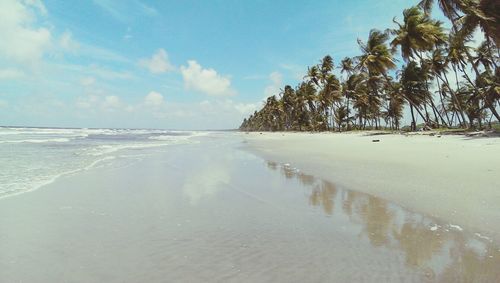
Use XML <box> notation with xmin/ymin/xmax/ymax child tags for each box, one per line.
<box><xmin>242</xmin><ymin>131</ymin><xmax>500</xmax><ymax>242</ymax></box>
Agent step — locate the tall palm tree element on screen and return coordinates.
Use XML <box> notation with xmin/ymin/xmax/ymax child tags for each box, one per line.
<box><xmin>340</xmin><ymin>57</ymin><xmax>355</xmax><ymax>76</ymax></box>
<box><xmin>383</xmin><ymin>82</ymin><xmax>406</xmax><ymax>130</ymax></box>
<box><xmin>391</xmin><ymin>6</ymin><xmax>447</xmax><ymax>61</ymax></box>
<box><xmin>477</xmin><ymin>0</ymin><xmax>500</xmax><ymax>45</ymax></box>
<box><xmin>427</xmin><ymin>48</ymin><xmax>453</xmax><ymax>125</ymax></box>
<box><xmin>457</xmin><ymin>0</ymin><xmax>500</xmax><ymax>46</ymax></box>
<box><xmin>420</xmin><ymin>0</ymin><xmax>499</xmax><ymax>45</ymax></box>
<box><xmin>418</xmin><ymin>0</ymin><xmax>466</xmax><ymax>22</ymax></box>
<box><xmin>391</xmin><ymin>6</ymin><xmax>448</xmax><ymax>127</ymax></box>
<box><xmin>358</xmin><ymin>29</ymin><xmax>430</xmax><ymax>127</ymax></box>
<box><xmin>320</xmin><ymin>55</ymin><xmax>334</xmax><ymax>82</ymax></box>
<box><xmin>305</xmin><ymin>65</ymin><xmax>320</xmax><ymax>87</ymax></box>
<box><xmin>357</xmin><ymin>29</ymin><xmax>397</xmax><ymax>75</ymax></box>
<box><xmin>400</xmin><ymin>62</ymin><xmax>428</xmax><ymax>130</ymax></box>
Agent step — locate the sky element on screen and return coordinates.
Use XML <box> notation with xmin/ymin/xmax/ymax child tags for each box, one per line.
<box><xmin>0</xmin><ymin>0</ymin><xmax>441</xmax><ymax>130</ymax></box>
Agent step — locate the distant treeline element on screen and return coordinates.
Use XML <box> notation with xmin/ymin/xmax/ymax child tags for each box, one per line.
<box><xmin>240</xmin><ymin>0</ymin><xmax>499</xmax><ymax>132</ymax></box>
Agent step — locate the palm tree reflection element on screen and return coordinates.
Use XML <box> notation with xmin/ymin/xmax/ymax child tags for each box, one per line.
<box><xmin>308</xmin><ymin>180</ymin><xmax>337</xmax><ymax>215</ymax></box>
<box><xmin>265</xmin><ymin>160</ymin><xmax>500</xmax><ymax>281</ymax></box>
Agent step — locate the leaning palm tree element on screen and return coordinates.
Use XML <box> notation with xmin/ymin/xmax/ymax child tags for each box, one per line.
<box><xmin>334</xmin><ymin>105</ymin><xmax>349</xmax><ymax>132</ymax></box>
<box><xmin>305</xmin><ymin>65</ymin><xmax>320</xmax><ymax>87</ymax></box>
<box><xmin>418</xmin><ymin>0</ymin><xmax>466</xmax><ymax>22</ymax></box>
<box><xmin>357</xmin><ymin>29</ymin><xmax>399</xmax><ymax>129</ymax></box>
<box><xmin>456</xmin><ymin>0</ymin><xmax>500</xmax><ymax>46</ymax></box>
<box><xmin>391</xmin><ymin>6</ymin><xmax>447</xmax><ymax>61</ymax></box>
<box><xmin>476</xmin><ymin>0</ymin><xmax>500</xmax><ymax>45</ymax></box>
<box><xmin>356</xmin><ymin>29</ymin><xmax>397</xmax><ymax>76</ymax></box>
<box><xmin>391</xmin><ymin>6</ymin><xmax>448</xmax><ymax>127</ymax></box>
<box><xmin>342</xmin><ymin>73</ymin><xmax>364</xmax><ymax>129</ymax></box>
<box><xmin>357</xmin><ymin>29</ymin><xmax>430</xmax><ymax>127</ymax></box>
<box><xmin>340</xmin><ymin>57</ymin><xmax>355</xmax><ymax>76</ymax></box>
<box><xmin>320</xmin><ymin>55</ymin><xmax>334</xmax><ymax>83</ymax></box>
<box><xmin>420</xmin><ymin>0</ymin><xmax>499</xmax><ymax>45</ymax></box>
<box><xmin>383</xmin><ymin>82</ymin><xmax>406</xmax><ymax>130</ymax></box>
<box><xmin>427</xmin><ymin>48</ymin><xmax>455</xmax><ymax>125</ymax></box>
<box><xmin>400</xmin><ymin>62</ymin><xmax>429</xmax><ymax>130</ymax></box>
<box><xmin>473</xmin><ymin>41</ymin><xmax>497</xmax><ymax>72</ymax></box>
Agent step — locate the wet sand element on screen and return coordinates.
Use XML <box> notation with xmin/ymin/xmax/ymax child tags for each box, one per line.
<box><xmin>243</xmin><ymin>132</ymin><xmax>500</xmax><ymax>243</ymax></box>
<box><xmin>1</xmin><ymin>133</ymin><xmax>499</xmax><ymax>282</ymax></box>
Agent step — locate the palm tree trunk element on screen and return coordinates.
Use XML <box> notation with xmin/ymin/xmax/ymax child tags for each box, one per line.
<box><xmin>436</xmin><ymin>77</ymin><xmax>452</xmax><ymax>126</ymax></box>
<box><xmin>410</xmin><ymin>104</ymin><xmax>416</xmax><ymax>131</ymax></box>
<box><xmin>489</xmin><ymin>104</ymin><xmax>500</xmax><ymax>123</ymax></box>
<box><xmin>381</xmin><ymin>73</ymin><xmax>428</xmax><ymax>128</ymax></box>
<box><xmin>441</xmin><ymin>71</ymin><xmax>468</xmax><ymax>128</ymax></box>
<box><xmin>346</xmin><ymin>97</ymin><xmax>350</xmax><ymax>130</ymax></box>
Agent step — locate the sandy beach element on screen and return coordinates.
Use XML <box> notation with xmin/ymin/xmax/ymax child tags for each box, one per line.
<box><xmin>242</xmin><ymin>132</ymin><xmax>500</xmax><ymax>242</ymax></box>
<box><xmin>1</xmin><ymin>132</ymin><xmax>499</xmax><ymax>282</ymax></box>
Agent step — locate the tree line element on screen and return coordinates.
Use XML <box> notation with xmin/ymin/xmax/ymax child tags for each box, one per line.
<box><xmin>240</xmin><ymin>0</ymin><xmax>499</xmax><ymax>132</ymax></box>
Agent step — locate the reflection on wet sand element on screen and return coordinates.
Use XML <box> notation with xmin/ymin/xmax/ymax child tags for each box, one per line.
<box><xmin>267</xmin><ymin>161</ymin><xmax>500</xmax><ymax>282</ymax></box>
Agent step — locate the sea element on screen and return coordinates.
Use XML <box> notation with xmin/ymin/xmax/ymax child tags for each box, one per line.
<box><xmin>0</xmin><ymin>126</ymin><xmax>204</xmax><ymax>199</ymax></box>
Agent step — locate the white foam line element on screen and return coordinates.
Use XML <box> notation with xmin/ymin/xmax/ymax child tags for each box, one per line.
<box><xmin>448</xmin><ymin>224</ymin><xmax>464</xmax><ymax>231</ymax></box>
<box><xmin>474</xmin><ymin>232</ymin><xmax>493</xmax><ymax>242</ymax></box>
<box><xmin>0</xmin><ymin>138</ymin><xmax>72</xmax><ymax>144</ymax></box>
<box><xmin>0</xmin><ymin>156</ymin><xmax>116</xmax><ymax>201</ymax></box>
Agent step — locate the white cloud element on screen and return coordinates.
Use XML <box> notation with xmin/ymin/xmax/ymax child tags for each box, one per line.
<box><xmin>103</xmin><ymin>95</ymin><xmax>121</xmax><ymax>110</ymax></box>
<box><xmin>93</xmin><ymin>0</ymin><xmax>157</xmax><ymax>22</ymax></box>
<box><xmin>59</xmin><ymin>31</ymin><xmax>80</xmax><ymax>52</ymax></box>
<box><xmin>180</xmin><ymin>60</ymin><xmax>236</xmax><ymax>96</ymax></box>
<box><xmin>144</xmin><ymin>91</ymin><xmax>164</xmax><ymax>107</ymax></box>
<box><xmin>198</xmin><ymin>99</ymin><xmax>257</xmax><ymax>116</ymax></box>
<box><xmin>23</xmin><ymin>0</ymin><xmax>47</xmax><ymax>15</ymax></box>
<box><xmin>183</xmin><ymin>162</ymin><xmax>231</xmax><ymax>205</ymax></box>
<box><xmin>0</xmin><ymin>68</ymin><xmax>25</xmax><ymax>80</ymax></box>
<box><xmin>91</xmin><ymin>66</ymin><xmax>134</xmax><ymax>80</ymax></box>
<box><xmin>264</xmin><ymin>71</ymin><xmax>283</xmax><ymax>98</ymax></box>
<box><xmin>80</xmin><ymin>76</ymin><xmax>96</xmax><ymax>86</ymax></box>
<box><xmin>139</xmin><ymin>49</ymin><xmax>175</xmax><ymax>74</ymax></box>
<box><xmin>0</xmin><ymin>0</ymin><xmax>52</xmax><ymax>64</ymax></box>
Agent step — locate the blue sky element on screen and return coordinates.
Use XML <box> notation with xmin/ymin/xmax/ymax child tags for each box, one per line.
<box><xmin>0</xmin><ymin>0</ymin><xmax>434</xmax><ymax>129</ymax></box>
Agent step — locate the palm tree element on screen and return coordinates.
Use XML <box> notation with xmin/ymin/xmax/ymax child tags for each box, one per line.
<box><xmin>418</xmin><ymin>0</ymin><xmax>466</xmax><ymax>22</ymax></box>
<box><xmin>281</xmin><ymin>85</ymin><xmax>295</xmax><ymax>130</ymax></box>
<box><xmin>391</xmin><ymin>6</ymin><xmax>448</xmax><ymax>127</ymax></box>
<box><xmin>320</xmin><ymin>55</ymin><xmax>334</xmax><ymax>82</ymax></box>
<box><xmin>356</xmin><ymin>29</ymin><xmax>399</xmax><ymax>129</ymax></box>
<box><xmin>342</xmin><ymin>72</ymin><xmax>363</xmax><ymax>129</ymax></box>
<box><xmin>391</xmin><ymin>6</ymin><xmax>447</xmax><ymax>61</ymax></box>
<box><xmin>334</xmin><ymin>106</ymin><xmax>349</xmax><ymax>131</ymax></box>
<box><xmin>357</xmin><ymin>29</ymin><xmax>397</xmax><ymax>75</ymax></box>
<box><xmin>358</xmin><ymin>29</ymin><xmax>430</xmax><ymax>128</ymax></box>
<box><xmin>400</xmin><ymin>62</ymin><xmax>428</xmax><ymax>130</ymax></box>
<box><xmin>427</xmin><ymin>48</ymin><xmax>454</xmax><ymax>125</ymax></box>
<box><xmin>420</xmin><ymin>0</ymin><xmax>499</xmax><ymax>46</ymax></box>
<box><xmin>457</xmin><ymin>0</ymin><xmax>500</xmax><ymax>46</ymax></box>
<box><xmin>476</xmin><ymin>0</ymin><xmax>500</xmax><ymax>45</ymax></box>
<box><xmin>473</xmin><ymin>41</ymin><xmax>497</xmax><ymax>73</ymax></box>
<box><xmin>305</xmin><ymin>65</ymin><xmax>320</xmax><ymax>87</ymax></box>
<box><xmin>340</xmin><ymin>57</ymin><xmax>355</xmax><ymax>76</ymax></box>
<box><xmin>383</xmin><ymin>82</ymin><xmax>406</xmax><ymax>130</ymax></box>
<box><xmin>240</xmin><ymin>2</ymin><xmax>498</xmax><ymax>133</ymax></box>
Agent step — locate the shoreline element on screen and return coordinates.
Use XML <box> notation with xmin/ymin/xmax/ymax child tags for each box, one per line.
<box><xmin>241</xmin><ymin>131</ymin><xmax>500</xmax><ymax>242</ymax></box>
<box><xmin>2</xmin><ymin>133</ymin><xmax>500</xmax><ymax>281</ymax></box>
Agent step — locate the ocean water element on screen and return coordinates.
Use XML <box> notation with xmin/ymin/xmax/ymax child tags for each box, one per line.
<box><xmin>0</xmin><ymin>126</ymin><xmax>204</xmax><ymax>199</ymax></box>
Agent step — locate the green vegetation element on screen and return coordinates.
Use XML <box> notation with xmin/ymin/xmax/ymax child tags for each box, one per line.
<box><xmin>240</xmin><ymin>0</ymin><xmax>499</xmax><ymax>132</ymax></box>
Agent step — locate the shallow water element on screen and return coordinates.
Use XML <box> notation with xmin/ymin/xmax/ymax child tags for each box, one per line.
<box><xmin>0</xmin><ymin>132</ymin><xmax>499</xmax><ymax>282</ymax></box>
<box><xmin>0</xmin><ymin>127</ymin><xmax>203</xmax><ymax>199</ymax></box>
